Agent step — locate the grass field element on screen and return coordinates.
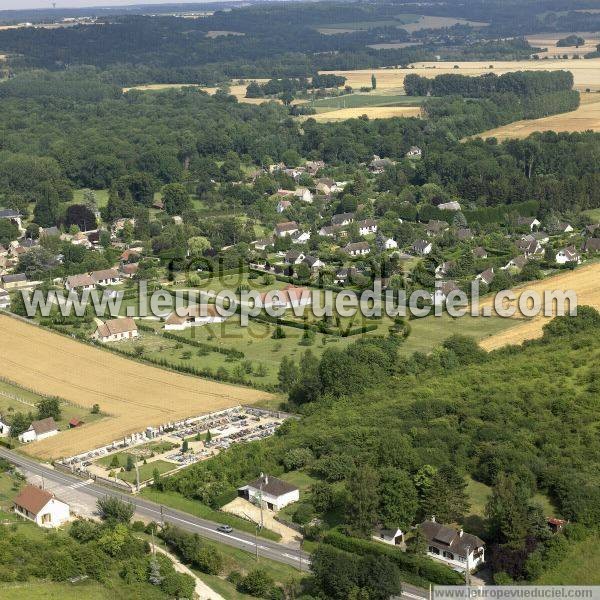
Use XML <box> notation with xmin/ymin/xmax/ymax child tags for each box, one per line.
<box><xmin>321</xmin><ymin>57</ymin><xmax>600</xmax><ymax>93</ymax></box>
<box><xmin>71</xmin><ymin>188</ymin><xmax>109</xmax><ymax>209</ymax></box>
<box><xmin>0</xmin><ymin>315</ymin><xmax>273</xmax><ymax>460</ymax></box>
<box><xmin>479</xmin><ymin>262</ymin><xmax>600</xmax><ymax>350</ymax></box>
<box><xmin>310</xmin><ymin>93</ymin><xmax>426</xmax><ymax>110</ymax></box>
<box><xmin>476</xmin><ymin>91</ymin><xmax>600</xmax><ymax>139</ymax></box>
<box><xmin>583</xmin><ymin>207</ymin><xmax>600</xmax><ymax>223</ymax></box>
<box><xmin>116</xmin><ymin>459</ymin><xmax>175</xmax><ymax>483</ymax></box>
<box><xmin>535</xmin><ymin>534</ymin><xmax>600</xmax><ymax>584</ymax></box>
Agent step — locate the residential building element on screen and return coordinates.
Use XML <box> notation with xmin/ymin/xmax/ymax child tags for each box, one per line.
<box><xmin>357</xmin><ymin>219</ymin><xmax>378</xmax><ymax>236</ymax></box>
<box><xmin>473</xmin><ymin>246</ymin><xmax>488</xmax><ymax>259</ymax></box>
<box><xmin>344</xmin><ymin>241</ymin><xmax>370</xmax><ymax>257</ymax></box>
<box><xmin>238</xmin><ymin>473</ymin><xmax>299</xmax><ymax>511</ymax></box>
<box><xmin>290</xmin><ymin>230</ymin><xmax>311</xmax><ymax>244</ymax></box>
<box><xmin>252</xmin><ymin>238</ymin><xmax>274</xmax><ymax>251</ymax></box>
<box><xmin>318</xmin><ymin>225</ymin><xmax>340</xmax><ymax>237</ymax></box>
<box><xmin>165</xmin><ymin>305</ymin><xmax>227</xmax><ymax>330</ymax></box>
<box><xmin>555</xmin><ymin>246</ymin><xmax>581</xmax><ymax>265</ymax></box>
<box><xmin>420</xmin><ymin>518</ymin><xmax>485</xmax><ymax>571</ymax></box>
<box><xmin>381</xmin><ymin>237</ymin><xmax>398</xmax><ymax>250</ymax></box>
<box><xmin>412</xmin><ymin>240</ymin><xmax>432</xmax><ymax>255</ymax></box>
<box><xmin>1</xmin><ymin>273</ymin><xmax>28</xmax><ymax>290</ymax></box>
<box><xmin>438</xmin><ymin>201</ymin><xmax>461</xmax><ymax>211</ymax></box>
<box><xmin>331</xmin><ymin>212</ymin><xmax>355</xmax><ymax>227</ymax></box>
<box><xmin>373</xmin><ymin>527</ymin><xmax>405</xmax><ymax>546</ymax></box>
<box><xmin>303</xmin><ymin>255</ymin><xmax>325</xmax><ymax>272</ymax></box>
<box><xmin>0</xmin><ymin>208</ymin><xmax>24</xmax><ymax>233</ymax></box>
<box><xmin>90</xmin><ymin>268</ymin><xmax>121</xmax><ymax>286</ymax></box>
<box><xmin>65</xmin><ymin>273</ymin><xmax>95</xmax><ymax>292</ymax></box>
<box><xmin>276</xmin><ymin>200</ymin><xmax>292</xmax><ymax>214</ymax></box>
<box><xmin>556</xmin><ymin>222</ymin><xmax>574</xmax><ymax>234</ymax></box>
<box><xmin>274</xmin><ymin>221</ymin><xmax>299</xmax><ymax>238</ymax></box>
<box><xmin>284</xmin><ymin>250</ymin><xmax>306</xmax><ymax>265</ymax></box>
<box><xmin>456</xmin><ymin>228</ymin><xmax>473</xmax><ymax>241</ymax></box>
<box><xmin>517</xmin><ymin>216</ymin><xmax>541</xmax><ymax>231</ymax></box>
<box><xmin>435</xmin><ymin>261</ymin><xmax>453</xmax><ymax>279</ymax></box>
<box><xmin>304</xmin><ymin>160</ymin><xmax>324</xmax><ymax>176</ymax></box>
<box><xmin>13</xmin><ymin>485</ymin><xmax>70</xmax><ymax>528</ymax></box>
<box><xmin>0</xmin><ymin>415</ymin><xmax>10</xmax><ymax>437</ymax></box>
<box><xmin>503</xmin><ymin>255</ymin><xmax>529</xmax><ymax>271</ymax></box>
<box><xmin>93</xmin><ymin>317</ymin><xmax>138</xmax><ymax>343</ymax></box>
<box><xmin>406</xmin><ymin>146</ymin><xmax>422</xmax><ymax>159</ymax></box>
<box><xmin>120</xmin><ymin>263</ymin><xmax>139</xmax><ymax>278</ymax></box>
<box><xmin>583</xmin><ymin>238</ymin><xmax>600</xmax><ymax>253</ymax></box>
<box><xmin>260</xmin><ymin>285</ymin><xmax>312</xmax><ymax>309</ymax></box>
<box><xmin>368</xmin><ymin>156</ymin><xmax>394</xmax><ymax>174</ymax></box>
<box><xmin>294</xmin><ymin>188</ymin><xmax>313</xmax><ymax>203</ymax></box>
<box><xmin>426</xmin><ymin>220</ymin><xmax>449</xmax><ymax>237</ymax></box>
<box><xmin>433</xmin><ymin>281</ymin><xmax>460</xmax><ymax>305</ymax></box>
<box><xmin>18</xmin><ymin>417</ymin><xmax>58</xmax><ymax>443</ymax></box>
<box><xmin>476</xmin><ymin>268</ymin><xmax>495</xmax><ymax>286</ymax></box>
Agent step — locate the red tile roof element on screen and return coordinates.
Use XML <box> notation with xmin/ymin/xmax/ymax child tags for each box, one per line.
<box><xmin>14</xmin><ymin>485</ymin><xmax>53</xmax><ymax>515</ymax></box>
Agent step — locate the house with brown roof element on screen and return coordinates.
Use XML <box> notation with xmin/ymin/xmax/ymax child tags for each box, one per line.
<box><xmin>476</xmin><ymin>267</ymin><xmax>495</xmax><ymax>286</ymax></box>
<box><xmin>503</xmin><ymin>255</ymin><xmax>529</xmax><ymax>271</ymax></box>
<box><xmin>555</xmin><ymin>245</ymin><xmax>581</xmax><ymax>265</ymax></box>
<box><xmin>164</xmin><ymin>305</ymin><xmax>227</xmax><ymax>331</ymax></box>
<box><xmin>92</xmin><ymin>317</ymin><xmax>138</xmax><ymax>343</ymax></box>
<box><xmin>420</xmin><ymin>518</ymin><xmax>485</xmax><ymax>571</ymax></box>
<box><xmin>473</xmin><ymin>246</ymin><xmax>488</xmax><ymax>259</ymax></box>
<box><xmin>65</xmin><ymin>273</ymin><xmax>96</xmax><ymax>292</ymax></box>
<box><xmin>260</xmin><ymin>285</ymin><xmax>312</xmax><ymax>310</ymax></box>
<box><xmin>18</xmin><ymin>417</ymin><xmax>58</xmax><ymax>443</ymax></box>
<box><xmin>357</xmin><ymin>219</ymin><xmax>378</xmax><ymax>236</ymax></box>
<box><xmin>14</xmin><ymin>484</ymin><xmax>70</xmax><ymax>528</ymax></box>
<box><xmin>238</xmin><ymin>473</ymin><xmax>299</xmax><ymax>511</ymax></box>
<box><xmin>344</xmin><ymin>241</ymin><xmax>370</xmax><ymax>257</ymax></box>
<box><xmin>426</xmin><ymin>220</ymin><xmax>449</xmax><ymax>237</ymax></box>
<box><xmin>274</xmin><ymin>221</ymin><xmax>299</xmax><ymax>238</ymax></box>
<box><xmin>90</xmin><ymin>268</ymin><xmax>121</xmax><ymax>286</ymax></box>
<box><xmin>583</xmin><ymin>238</ymin><xmax>600</xmax><ymax>253</ymax></box>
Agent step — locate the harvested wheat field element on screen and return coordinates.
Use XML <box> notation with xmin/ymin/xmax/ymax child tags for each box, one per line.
<box><xmin>479</xmin><ymin>262</ymin><xmax>600</xmax><ymax>351</ymax></box>
<box><xmin>0</xmin><ymin>315</ymin><xmax>273</xmax><ymax>460</ymax></box>
<box><xmin>474</xmin><ymin>92</ymin><xmax>600</xmax><ymax>139</ymax></box>
<box><xmin>311</xmin><ymin>105</ymin><xmax>422</xmax><ymax>121</ymax></box>
<box><xmin>322</xmin><ymin>58</ymin><xmax>600</xmax><ymax>93</ymax></box>
<box><xmin>526</xmin><ymin>32</ymin><xmax>600</xmax><ymax>58</ymax></box>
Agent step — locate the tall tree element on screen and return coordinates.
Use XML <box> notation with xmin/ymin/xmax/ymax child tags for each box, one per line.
<box><xmin>347</xmin><ymin>464</ymin><xmax>379</xmax><ymax>538</ymax></box>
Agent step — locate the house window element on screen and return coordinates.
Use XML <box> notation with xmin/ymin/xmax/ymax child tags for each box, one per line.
<box><xmin>443</xmin><ymin>551</ymin><xmax>454</xmax><ymax>560</ymax></box>
<box><xmin>429</xmin><ymin>546</ymin><xmax>440</xmax><ymax>555</ymax></box>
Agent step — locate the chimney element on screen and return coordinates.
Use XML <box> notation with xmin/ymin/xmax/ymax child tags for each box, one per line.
<box><xmin>264</xmin><ymin>475</ymin><xmax>269</xmax><ymax>485</ymax></box>
<box><xmin>431</xmin><ymin>515</ymin><xmax>436</xmax><ymax>522</ymax></box>
<box><xmin>459</xmin><ymin>529</ymin><xmax>464</xmax><ymax>537</ymax></box>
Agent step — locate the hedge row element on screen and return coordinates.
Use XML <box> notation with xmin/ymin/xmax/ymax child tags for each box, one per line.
<box><xmin>323</xmin><ymin>530</ymin><xmax>465</xmax><ymax>586</ymax></box>
<box><xmin>252</xmin><ymin>313</ymin><xmax>378</xmax><ymax>337</ymax></box>
<box><xmin>136</xmin><ymin>322</ymin><xmax>245</xmax><ymax>359</ymax></box>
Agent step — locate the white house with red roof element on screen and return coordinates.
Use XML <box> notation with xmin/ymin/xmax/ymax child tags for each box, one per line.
<box><xmin>14</xmin><ymin>484</ymin><xmax>70</xmax><ymax>528</ymax></box>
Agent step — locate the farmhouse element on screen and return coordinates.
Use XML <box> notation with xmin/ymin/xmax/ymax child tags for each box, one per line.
<box><xmin>413</xmin><ymin>239</ymin><xmax>432</xmax><ymax>255</ymax></box>
<box><xmin>1</xmin><ymin>273</ymin><xmax>28</xmax><ymax>290</ymax></box>
<box><xmin>65</xmin><ymin>273</ymin><xmax>95</xmax><ymax>291</ymax></box>
<box><xmin>238</xmin><ymin>473</ymin><xmax>299</xmax><ymax>511</ymax></box>
<box><xmin>19</xmin><ymin>417</ymin><xmax>58</xmax><ymax>443</ymax></box>
<box><xmin>318</xmin><ymin>225</ymin><xmax>340</xmax><ymax>237</ymax></box>
<box><xmin>344</xmin><ymin>241</ymin><xmax>370</xmax><ymax>256</ymax></box>
<box><xmin>93</xmin><ymin>317</ymin><xmax>138</xmax><ymax>343</ymax></box>
<box><xmin>91</xmin><ymin>268</ymin><xmax>121</xmax><ymax>286</ymax></box>
<box><xmin>555</xmin><ymin>246</ymin><xmax>581</xmax><ymax>265</ymax></box>
<box><xmin>420</xmin><ymin>518</ymin><xmax>485</xmax><ymax>571</ymax></box>
<box><xmin>13</xmin><ymin>485</ymin><xmax>70</xmax><ymax>528</ymax></box>
<box><xmin>274</xmin><ymin>221</ymin><xmax>299</xmax><ymax>238</ymax></box>
<box><xmin>303</xmin><ymin>255</ymin><xmax>325</xmax><ymax>272</ymax></box>
<box><xmin>165</xmin><ymin>305</ymin><xmax>228</xmax><ymax>330</ymax></box>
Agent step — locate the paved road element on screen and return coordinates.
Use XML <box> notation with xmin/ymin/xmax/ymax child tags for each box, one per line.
<box><xmin>0</xmin><ymin>447</ymin><xmax>428</xmax><ymax>599</ymax></box>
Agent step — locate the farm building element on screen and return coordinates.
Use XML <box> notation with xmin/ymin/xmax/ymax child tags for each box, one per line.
<box><xmin>93</xmin><ymin>317</ymin><xmax>138</xmax><ymax>343</ymax></box>
<box><xmin>372</xmin><ymin>527</ymin><xmax>405</xmax><ymax>546</ymax></box>
<box><xmin>14</xmin><ymin>485</ymin><xmax>70</xmax><ymax>528</ymax></box>
<box><xmin>238</xmin><ymin>473</ymin><xmax>299</xmax><ymax>511</ymax></box>
<box><xmin>1</xmin><ymin>273</ymin><xmax>29</xmax><ymax>290</ymax></box>
<box><xmin>18</xmin><ymin>417</ymin><xmax>58</xmax><ymax>443</ymax></box>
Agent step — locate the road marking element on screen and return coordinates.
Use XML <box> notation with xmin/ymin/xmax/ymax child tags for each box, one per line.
<box><xmin>69</xmin><ymin>479</ymin><xmax>93</xmax><ymax>489</ymax></box>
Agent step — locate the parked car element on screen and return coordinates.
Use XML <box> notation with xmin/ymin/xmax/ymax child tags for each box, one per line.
<box><xmin>217</xmin><ymin>525</ymin><xmax>233</xmax><ymax>533</ymax></box>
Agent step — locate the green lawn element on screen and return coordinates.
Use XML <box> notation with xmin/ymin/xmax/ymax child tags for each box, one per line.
<box><xmin>139</xmin><ymin>488</ymin><xmax>281</xmax><ymax>541</ymax></box>
<box><xmin>117</xmin><ymin>460</ymin><xmax>175</xmax><ymax>484</ymax></box>
<box><xmin>583</xmin><ymin>207</ymin><xmax>600</xmax><ymax>223</ymax></box>
<box><xmin>310</xmin><ymin>93</ymin><xmax>426</xmax><ymax>112</ymax></box>
<box><xmin>535</xmin><ymin>534</ymin><xmax>600</xmax><ymax>584</ymax></box>
<box><xmin>317</xmin><ymin>14</ymin><xmax>420</xmax><ymax>31</ymax></box>
<box><xmin>71</xmin><ymin>188</ymin><xmax>109</xmax><ymax>209</ymax></box>
<box><xmin>279</xmin><ymin>470</ymin><xmax>318</xmax><ymax>491</ymax></box>
<box><xmin>96</xmin><ymin>441</ymin><xmax>177</xmax><ymax>469</ymax></box>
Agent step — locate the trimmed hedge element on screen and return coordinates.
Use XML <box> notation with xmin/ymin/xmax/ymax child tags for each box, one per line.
<box><xmin>323</xmin><ymin>530</ymin><xmax>465</xmax><ymax>586</ymax></box>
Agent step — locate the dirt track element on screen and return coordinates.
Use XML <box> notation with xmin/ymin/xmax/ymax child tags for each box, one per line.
<box><xmin>0</xmin><ymin>316</ymin><xmax>273</xmax><ymax>460</ymax></box>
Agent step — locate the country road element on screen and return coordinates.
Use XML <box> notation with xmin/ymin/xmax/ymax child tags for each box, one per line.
<box><xmin>0</xmin><ymin>447</ymin><xmax>429</xmax><ymax>600</ymax></box>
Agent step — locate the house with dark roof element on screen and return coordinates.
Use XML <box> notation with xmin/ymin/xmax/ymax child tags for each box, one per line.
<box><xmin>368</xmin><ymin>156</ymin><xmax>395</xmax><ymax>173</ymax></box>
<box><xmin>473</xmin><ymin>246</ymin><xmax>488</xmax><ymax>259</ymax></box>
<box><xmin>503</xmin><ymin>255</ymin><xmax>529</xmax><ymax>271</ymax></box>
<box><xmin>456</xmin><ymin>228</ymin><xmax>473</xmax><ymax>241</ymax></box>
<box><xmin>357</xmin><ymin>219</ymin><xmax>378</xmax><ymax>236</ymax></box>
<box><xmin>583</xmin><ymin>238</ymin><xmax>600</xmax><ymax>253</ymax></box>
<box><xmin>1</xmin><ymin>273</ymin><xmax>28</xmax><ymax>290</ymax></box>
<box><xmin>426</xmin><ymin>220</ymin><xmax>449</xmax><ymax>237</ymax></box>
<box><xmin>476</xmin><ymin>268</ymin><xmax>495</xmax><ymax>286</ymax></box>
<box><xmin>412</xmin><ymin>239</ymin><xmax>432</xmax><ymax>256</ymax></box>
<box><xmin>331</xmin><ymin>212</ymin><xmax>355</xmax><ymax>227</ymax></box>
<box><xmin>420</xmin><ymin>518</ymin><xmax>485</xmax><ymax>571</ymax></box>
<box><xmin>517</xmin><ymin>216</ymin><xmax>541</xmax><ymax>231</ymax></box>
<box><xmin>238</xmin><ymin>473</ymin><xmax>299</xmax><ymax>511</ymax></box>
<box><xmin>284</xmin><ymin>250</ymin><xmax>305</xmax><ymax>265</ymax></box>
<box><xmin>555</xmin><ymin>245</ymin><xmax>581</xmax><ymax>265</ymax></box>
<box><xmin>344</xmin><ymin>241</ymin><xmax>370</xmax><ymax>257</ymax></box>
<box><xmin>14</xmin><ymin>484</ymin><xmax>69</xmax><ymax>528</ymax></box>
<box><xmin>90</xmin><ymin>268</ymin><xmax>121</xmax><ymax>286</ymax></box>
<box><xmin>274</xmin><ymin>221</ymin><xmax>299</xmax><ymax>238</ymax></box>
<box><xmin>18</xmin><ymin>417</ymin><xmax>58</xmax><ymax>444</ymax></box>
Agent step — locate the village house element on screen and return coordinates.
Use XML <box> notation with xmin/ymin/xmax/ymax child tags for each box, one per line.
<box><xmin>315</xmin><ymin>181</ymin><xmax>332</xmax><ymax>196</ymax></box>
<box><xmin>331</xmin><ymin>212</ymin><xmax>355</xmax><ymax>227</ymax></box>
<box><xmin>473</xmin><ymin>246</ymin><xmax>488</xmax><ymax>259</ymax></box>
<box><xmin>555</xmin><ymin>245</ymin><xmax>581</xmax><ymax>265</ymax></box>
<box><xmin>318</xmin><ymin>225</ymin><xmax>340</xmax><ymax>237</ymax></box>
<box><xmin>381</xmin><ymin>237</ymin><xmax>398</xmax><ymax>250</ymax></box>
<box><xmin>260</xmin><ymin>284</ymin><xmax>312</xmax><ymax>310</ymax></box>
<box><xmin>426</xmin><ymin>220</ymin><xmax>450</xmax><ymax>237</ymax></box>
<box><xmin>406</xmin><ymin>146</ymin><xmax>422</xmax><ymax>159</ymax></box>
<box><xmin>368</xmin><ymin>156</ymin><xmax>395</xmax><ymax>174</ymax></box>
<box><xmin>556</xmin><ymin>222</ymin><xmax>574</xmax><ymax>234</ymax></box>
<box><xmin>65</xmin><ymin>273</ymin><xmax>96</xmax><ymax>292</ymax></box>
<box><xmin>357</xmin><ymin>219</ymin><xmax>378</xmax><ymax>236</ymax></box>
<box><xmin>0</xmin><ymin>415</ymin><xmax>10</xmax><ymax>437</ymax></box>
<box><xmin>334</xmin><ymin>267</ymin><xmax>358</xmax><ymax>285</ymax></box>
<box><xmin>0</xmin><ymin>288</ymin><xmax>9</xmax><ymax>309</ymax></box>
<box><xmin>294</xmin><ymin>188</ymin><xmax>313</xmax><ymax>203</ymax></box>
<box><xmin>456</xmin><ymin>228</ymin><xmax>473</xmax><ymax>241</ymax></box>
<box><xmin>304</xmin><ymin>160</ymin><xmax>325</xmax><ymax>176</ymax></box>
<box><xmin>39</xmin><ymin>226</ymin><xmax>60</xmax><ymax>238</ymax></box>
<box><xmin>583</xmin><ymin>238</ymin><xmax>600</xmax><ymax>253</ymax></box>
<box><xmin>420</xmin><ymin>518</ymin><xmax>485</xmax><ymax>571</ymax></box>
<box><xmin>503</xmin><ymin>255</ymin><xmax>529</xmax><ymax>271</ymax></box>
<box><xmin>433</xmin><ymin>281</ymin><xmax>460</xmax><ymax>306</ymax></box>
<box><xmin>412</xmin><ymin>239</ymin><xmax>432</xmax><ymax>256</ymax></box>
<box><xmin>238</xmin><ymin>473</ymin><xmax>299</xmax><ymax>511</ymax></box>
<box><xmin>547</xmin><ymin>517</ymin><xmax>567</xmax><ymax>534</ymax></box>
<box><xmin>344</xmin><ymin>241</ymin><xmax>370</xmax><ymax>257</ymax></box>
<box><xmin>373</xmin><ymin>527</ymin><xmax>405</xmax><ymax>546</ymax></box>
<box><xmin>302</xmin><ymin>255</ymin><xmax>325</xmax><ymax>272</ymax></box>
<box><xmin>252</xmin><ymin>238</ymin><xmax>274</xmax><ymax>251</ymax></box>
<box><xmin>517</xmin><ymin>216</ymin><xmax>541</xmax><ymax>231</ymax></box>
<box><xmin>275</xmin><ymin>189</ymin><xmax>294</xmax><ymax>199</ymax></box>
<box><xmin>120</xmin><ymin>263</ymin><xmax>139</xmax><ymax>278</ymax></box>
<box><xmin>1</xmin><ymin>273</ymin><xmax>29</xmax><ymax>290</ymax></box>
<box><xmin>91</xmin><ymin>268</ymin><xmax>121</xmax><ymax>286</ymax></box>
<box><xmin>276</xmin><ymin>200</ymin><xmax>292</xmax><ymax>214</ymax></box>
<box><xmin>476</xmin><ymin>267</ymin><xmax>495</xmax><ymax>286</ymax></box>
<box><xmin>435</xmin><ymin>261</ymin><xmax>454</xmax><ymax>279</ymax></box>
<box><xmin>437</xmin><ymin>201</ymin><xmax>461</xmax><ymax>212</ymax></box>
<box><xmin>18</xmin><ymin>417</ymin><xmax>58</xmax><ymax>443</ymax></box>
<box><xmin>584</xmin><ymin>223</ymin><xmax>600</xmax><ymax>237</ymax></box>
<box><xmin>284</xmin><ymin>250</ymin><xmax>305</xmax><ymax>265</ymax></box>
<box><xmin>164</xmin><ymin>305</ymin><xmax>227</xmax><ymax>330</ymax></box>
<box><xmin>290</xmin><ymin>230</ymin><xmax>311</xmax><ymax>244</ymax></box>
<box><xmin>13</xmin><ymin>485</ymin><xmax>70</xmax><ymax>528</ymax></box>
<box><xmin>517</xmin><ymin>238</ymin><xmax>543</xmax><ymax>257</ymax></box>
<box><xmin>274</xmin><ymin>221</ymin><xmax>299</xmax><ymax>238</ymax></box>
<box><xmin>93</xmin><ymin>317</ymin><xmax>138</xmax><ymax>343</ymax></box>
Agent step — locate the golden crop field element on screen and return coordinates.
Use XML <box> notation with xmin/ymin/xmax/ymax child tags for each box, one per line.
<box><xmin>310</xmin><ymin>105</ymin><xmax>422</xmax><ymax>121</ymax></box>
<box><xmin>0</xmin><ymin>316</ymin><xmax>273</xmax><ymax>460</ymax></box>
<box><xmin>322</xmin><ymin>57</ymin><xmax>600</xmax><ymax>93</ymax></box>
<box><xmin>476</xmin><ymin>92</ymin><xmax>600</xmax><ymax>139</ymax></box>
<box><xmin>526</xmin><ymin>32</ymin><xmax>600</xmax><ymax>58</ymax></box>
<box><xmin>479</xmin><ymin>262</ymin><xmax>600</xmax><ymax>351</ymax></box>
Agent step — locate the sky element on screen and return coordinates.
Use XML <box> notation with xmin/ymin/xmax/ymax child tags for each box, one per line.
<box><xmin>1</xmin><ymin>0</ymin><xmax>227</xmax><ymax>10</ymax></box>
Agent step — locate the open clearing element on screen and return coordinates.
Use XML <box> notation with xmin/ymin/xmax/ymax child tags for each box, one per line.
<box><xmin>526</xmin><ymin>32</ymin><xmax>600</xmax><ymax>58</ymax></box>
<box><xmin>476</xmin><ymin>91</ymin><xmax>600</xmax><ymax>138</ymax></box>
<box><xmin>0</xmin><ymin>315</ymin><xmax>272</xmax><ymax>460</ymax></box>
<box><xmin>322</xmin><ymin>57</ymin><xmax>600</xmax><ymax>92</ymax></box>
<box><xmin>479</xmin><ymin>262</ymin><xmax>600</xmax><ymax>351</ymax></box>
<box><xmin>310</xmin><ymin>105</ymin><xmax>421</xmax><ymax>121</ymax></box>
